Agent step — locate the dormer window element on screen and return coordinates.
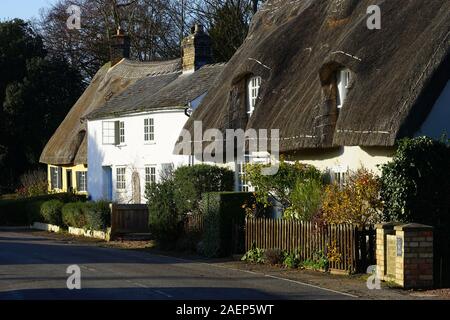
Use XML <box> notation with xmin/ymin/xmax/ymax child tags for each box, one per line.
<box><xmin>247</xmin><ymin>76</ymin><xmax>261</xmax><ymax>115</ymax></box>
<box><xmin>336</xmin><ymin>68</ymin><xmax>351</xmax><ymax>109</ymax></box>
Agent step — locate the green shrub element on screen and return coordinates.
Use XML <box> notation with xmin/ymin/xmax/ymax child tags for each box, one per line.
<box><xmin>301</xmin><ymin>251</ymin><xmax>329</xmax><ymax>271</ymax></box>
<box><xmin>200</xmin><ymin>192</ymin><xmax>254</xmax><ymax>257</ymax></box>
<box><xmin>62</xmin><ymin>202</ymin><xmax>86</xmax><ymax>228</ymax></box>
<box><xmin>0</xmin><ymin>193</ymin><xmax>87</xmax><ymax>226</ymax></box>
<box><xmin>245</xmin><ymin>159</ymin><xmax>323</xmax><ymax>215</ymax></box>
<box><xmin>285</xmin><ymin>178</ymin><xmax>323</xmax><ymax>221</ymax></box>
<box><xmin>40</xmin><ymin>200</ymin><xmax>64</xmax><ymax>225</ymax></box>
<box><xmin>264</xmin><ymin>248</ymin><xmax>284</xmax><ymax>265</ymax></box>
<box><xmin>283</xmin><ymin>250</ymin><xmax>302</xmax><ymax>269</ymax></box>
<box><xmin>241</xmin><ymin>244</ymin><xmax>265</xmax><ymax>264</ymax></box>
<box><xmin>146</xmin><ymin>177</ymin><xmax>181</xmax><ymax>248</ymax></box>
<box><xmin>380</xmin><ymin>137</ymin><xmax>450</xmax><ymax>228</ymax></box>
<box><xmin>173</xmin><ymin>164</ymin><xmax>234</xmax><ymax>215</ymax></box>
<box><xmin>83</xmin><ymin>201</ymin><xmax>110</xmax><ymax>230</ymax></box>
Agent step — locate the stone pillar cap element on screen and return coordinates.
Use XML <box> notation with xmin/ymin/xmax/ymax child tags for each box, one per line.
<box><xmin>394</xmin><ymin>223</ymin><xmax>433</xmax><ymax>231</ymax></box>
<box><xmin>375</xmin><ymin>222</ymin><xmax>403</xmax><ymax>229</ymax></box>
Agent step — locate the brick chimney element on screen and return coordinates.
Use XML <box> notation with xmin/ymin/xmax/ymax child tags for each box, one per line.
<box><xmin>110</xmin><ymin>27</ymin><xmax>130</xmax><ymax>66</ymax></box>
<box><xmin>182</xmin><ymin>24</ymin><xmax>213</xmax><ymax>74</ymax></box>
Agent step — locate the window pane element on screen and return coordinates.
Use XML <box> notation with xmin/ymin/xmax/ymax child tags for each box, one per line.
<box><xmin>103</xmin><ymin>121</ymin><xmax>117</xmax><ymax>144</ymax></box>
<box><xmin>116</xmin><ymin>167</ymin><xmax>126</xmax><ymax>190</ymax></box>
<box><xmin>247</xmin><ymin>76</ymin><xmax>261</xmax><ymax>115</ymax></box>
<box><xmin>144</xmin><ymin>118</ymin><xmax>155</xmax><ymax>142</ymax></box>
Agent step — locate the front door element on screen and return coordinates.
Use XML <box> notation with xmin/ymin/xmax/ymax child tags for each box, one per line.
<box><xmin>66</xmin><ymin>170</ymin><xmax>73</xmax><ymax>193</ymax></box>
<box><xmin>103</xmin><ymin>166</ymin><xmax>113</xmax><ymax>201</ymax></box>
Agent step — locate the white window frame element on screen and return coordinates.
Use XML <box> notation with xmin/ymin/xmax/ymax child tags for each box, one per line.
<box><xmin>337</xmin><ymin>68</ymin><xmax>351</xmax><ymax>109</ymax></box>
<box><xmin>247</xmin><ymin>76</ymin><xmax>261</xmax><ymax>115</ymax></box>
<box><xmin>102</xmin><ymin>121</ymin><xmax>116</xmax><ymax>145</ymax></box>
<box><xmin>119</xmin><ymin>121</ymin><xmax>125</xmax><ymax>144</ymax></box>
<box><xmin>145</xmin><ymin>166</ymin><xmax>157</xmax><ymax>185</ymax></box>
<box><xmin>331</xmin><ymin>165</ymin><xmax>349</xmax><ymax>189</ymax></box>
<box><xmin>77</xmin><ymin>171</ymin><xmax>87</xmax><ymax>192</ymax></box>
<box><xmin>237</xmin><ymin>154</ymin><xmax>253</xmax><ymax>192</ymax></box>
<box><xmin>116</xmin><ymin>167</ymin><xmax>126</xmax><ymax>191</ymax></box>
<box><xmin>50</xmin><ymin>167</ymin><xmax>62</xmax><ymax>190</ymax></box>
<box><xmin>144</xmin><ymin>118</ymin><xmax>155</xmax><ymax>142</ymax></box>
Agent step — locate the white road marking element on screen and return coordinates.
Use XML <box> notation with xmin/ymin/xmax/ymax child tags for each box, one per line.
<box><xmin>152</xmin><ymin>253</ymin><xmax>359</xmax><ymax>298</ymax></box>
<box><xmin>265</xmin><ymin>274</ymin><xmax>358</xmax><ymax>298</ymax></box>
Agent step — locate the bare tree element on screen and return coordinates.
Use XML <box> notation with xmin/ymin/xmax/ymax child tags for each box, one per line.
<box><xmin>38</xmin><ymin>0</ymin><xmax>264</xmax><ymax>79</ymax></box>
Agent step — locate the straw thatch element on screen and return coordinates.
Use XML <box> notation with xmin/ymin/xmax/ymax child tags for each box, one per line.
<box><xmin>40</xmin><ymin>58</ymin><xmax>181</xmax><ymax>165</ymax></box>
<box><xmin>179</xmin><ymin>0</ymin><xmax>450</xmax><ymax>153</ymax></box>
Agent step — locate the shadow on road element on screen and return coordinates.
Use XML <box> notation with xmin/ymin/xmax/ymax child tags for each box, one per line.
<box><xmin>0</xmin><ymin>286</ymin><xmax>280</xmax><ymax>300</ymax></box>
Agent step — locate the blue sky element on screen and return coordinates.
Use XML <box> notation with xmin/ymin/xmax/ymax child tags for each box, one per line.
<box><xmin>0</xmin><ymin>0</ymin><xmax>57</xmax><ymax>21</ymax></box>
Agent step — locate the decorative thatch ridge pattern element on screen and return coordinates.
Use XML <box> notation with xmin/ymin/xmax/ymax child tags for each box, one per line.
<box><xmin>179</xmin><ymin>0</ymin><xmax>450</xmax><ymax>153</ymax></box>
<box><xmin>40</xmin><ymin>58</ymin><xmax>181</xmax><ymax>165</ymax></box>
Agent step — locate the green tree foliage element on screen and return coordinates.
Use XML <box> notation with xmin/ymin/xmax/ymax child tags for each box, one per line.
<box><xmin>380</xmin><ymin>137</ymin><xmax>450</xmax><ymax>228</ymax></box>
<box><xmin>0</xmin><ymin>19</ymin><xmax>84</xmax><ymax>193</ymax></box>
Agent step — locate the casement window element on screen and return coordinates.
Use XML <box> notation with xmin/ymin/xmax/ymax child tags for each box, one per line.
<box><xmin>161</xmin><ymin>163</ymin><xmax>174</xmax><ymax>178</ymax></box>
<box><xmin>119</xmin><ymin>121</ymin><xmax>125</xmax><ymax>144</ymax></box>
<box><xmin>50</xmin><ymin>167</ymin><xmax>63</xmax><ymax>190</ymax></box>
<box><xmin>102</xmin><ymin>121</ymin><xmax>124</xmax><ymax>145</ymax></box>
<box><xmin>144</xmin><ymin>118</ymin><xmax>155</xmax><ymax>142</ymax></box>
<box><xmin>145</xmin><ymin>166</ymin><xmax>157</xmax><ymax>185</ymax></box>
<box><xmin>76</xmin><ymin>171</ymin><xmax>87</xmax><ymax>192</ymax></box>
<box><xmin>116</xmin><ymin>167</ymin><xmax>126</xmax><ymax>190</ymax></box>
<box><xmin>331</xmin><ymin>166</ymin><xmax>349</xmax><ymax>189</ymax></box>
<box><xmin>247</xmin><ymin>76</ymin><xmax>262</xmax><ymax>115</ymax></box>
<box><xmin>103</xmin><ymin>121</ymin><xmax>119</xmax><ymax>145</ymax></box>
<box><xmin>237</xmin><ymin>155</ymin><xmax>252</xmax><ymax>192</ymax></box>
<box><xmin>336</xmin><ymin>68</ymin><xmax>352</xmax><ymax>109</ymax></box>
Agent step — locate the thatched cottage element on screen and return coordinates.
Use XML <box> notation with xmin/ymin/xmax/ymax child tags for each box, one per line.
<box><xmin>176</xmin><ymin>0</ymin><xmax>449</xmax><ymax>189</ymax></box>
<box><xmin>40</xmin><ymin>25</ymin><xmax>223</xmax><ymax>200</ymax></box>
<box><xmin>39</xmin><ymin>30</ymin><xmax>171</xmax><ymax>194</ymax></box>
<box><xmin>82</xmin><ymin>25</ymin><xmax>223</xmax><ymax>204</ymax></box>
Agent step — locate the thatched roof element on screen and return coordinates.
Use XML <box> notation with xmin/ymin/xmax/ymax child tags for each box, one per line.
<box><xmin>179</xmin><ymin>0</ymin><xmax>450</xmax><ymax>154</ymax></box>
<box><xmin>86</xmin><ymin>63</ymin><xmax>225</xmax><ymax>120</ymax></box>
<box><xmin>40</xmin><ymin>58</ymin><xmax>181</xmax><ymax>165</ymax></box>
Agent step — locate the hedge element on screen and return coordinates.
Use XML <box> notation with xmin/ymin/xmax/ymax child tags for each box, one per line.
<box><xmin>173</xmin><ymin>164</ymin><xmax>234</xmax><ymax>215</ymax></box>
<box><xmin>200</xmin><ymin>192</ymin><xmax>254</xmax><ymax>257</ymax></box>
<box><xmin>62</xmin><ymin>201</ymin><xmax>111</xmax><ymax>231</ymax></box>
<box><xmin>62</xmin><ymin>202</ymin><xmax>87</xmax><ymax>228</ymax></box>
<box><xmin>40</xmin><ymin>200</ymin><xmax>64</xmax><ymax>225</ymax></box>
<box><xmin>380</xmin><ymin>137</ymin><xmax>450</xmax><ymax>228</ymax></box>
<box><xmin>0</xmin><ymin>193</ymin><xmax>87</xmax><ymax>226</ymax></box>
<box><xmin>84</xmin><ymin>201</ymin><xmax>110</xmax><ymax>230</ymax></box>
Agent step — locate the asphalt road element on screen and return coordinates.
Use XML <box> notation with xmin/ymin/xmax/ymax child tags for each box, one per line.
<box><xmin>0</xmin><ymin>230</ymin><xmax>355</xmax><ymax>300</ymax></box>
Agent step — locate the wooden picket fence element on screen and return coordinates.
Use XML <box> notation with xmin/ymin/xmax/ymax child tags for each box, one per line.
<box><xmin>245</xmin><ymin>218</ymin><xmax>375</xmax><ymax>273</ymax></box>
<box><xmin>185</xmin><ymin>214</ymin><xmax>204</xmax><ymax>233</ymax></box>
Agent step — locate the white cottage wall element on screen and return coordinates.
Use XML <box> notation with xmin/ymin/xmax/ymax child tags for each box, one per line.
<box><xmin>87</xmin><ymin>109</ymin><xmax>190</xmax><ymax>203</ymax></box>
